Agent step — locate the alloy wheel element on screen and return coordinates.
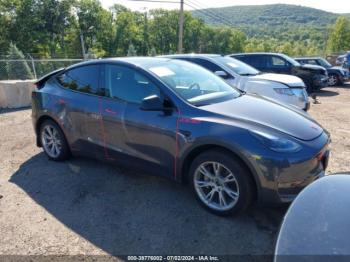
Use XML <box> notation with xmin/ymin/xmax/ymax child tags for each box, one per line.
<box><xmin>328</xmin><ymin>75</ymin><xmax>338</xmax><ymax>86</ymax></box>
<box><xmin>41</xmin><ymin>125</ymin><xmax>62</xmax><ymax>158</ymax></box>
<box><xmin>193</xmin><ymin>161</ymin><xmax>239</xmax><ymax>211</ymax></box>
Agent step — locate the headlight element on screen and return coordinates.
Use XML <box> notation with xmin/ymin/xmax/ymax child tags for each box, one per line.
<box><xmin>250</xmin><ymin>130</ymin><xmax>302</xmax><ymax>153</ymax></box>
<box><xmin>273</xmin><ymin>88</ymin><xmax>294</xmax><ymax>96</ymax></box>
<box><xmin>338</xmin><ymin>70</ymin><xmax>345</xmax><ymax>76</ymax></box>
<box><xmin>274</xmin><ymin>88</ymin><xmax>308</xmax><ymax>101</ymax></box>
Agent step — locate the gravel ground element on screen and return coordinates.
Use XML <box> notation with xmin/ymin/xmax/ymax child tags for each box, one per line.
<box><xmin>0</xmin><ymin>85</ymin><xmax>349</xmax><ymax>260</ymax></box>
<box><xmin>308</xmin><ymin>85</ymin><xmax>350</xmax><ymax>173</ymax></box>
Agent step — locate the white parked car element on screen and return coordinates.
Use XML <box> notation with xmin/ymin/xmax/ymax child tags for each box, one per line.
<box><xmin>164</xmin><ymin>54</ymin><xmax>310</xmax><ymax>111</ymax></box>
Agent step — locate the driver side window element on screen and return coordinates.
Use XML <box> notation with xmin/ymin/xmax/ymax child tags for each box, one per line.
<box><xmin>307</xmin><ymin>60</ymin><xmax>318</xmax><ymax>65</ymax></box>
<box><xmin>104</xmin><ymin>64</ymin><xmax>160</xmax><ymax>104</ymax></box>
<box><xmin>272</xmin><ymin>56</ymin><xmax>288</xmax><ymax>67</ymax></box>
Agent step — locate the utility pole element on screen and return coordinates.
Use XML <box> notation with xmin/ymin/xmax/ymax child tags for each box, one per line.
<box><xmin>80</xmin><ymin>26</ymin><xmax>94</xmax><ymax>60</ymax></box>
<box><xmin>142</xmin><ymin>7</ymin><xmax>149</xmax><ymax>55</ymax></box>
<box><xmin>178</xmin><ymin>0</ymin><xmax>184</xmax><ymax>54</ymax></box>
<box><xmin>80</xmin><ymin>34</ymin><xmax>86</xmax><ymax>60</ymax></box>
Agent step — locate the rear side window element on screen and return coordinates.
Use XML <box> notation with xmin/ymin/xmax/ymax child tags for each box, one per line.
<box><xmin>104</xmin><ymin>64</ymin><xmax>160</xmax><ymax>104</ymax></box>
<box><xmin>233</xmin><ymin>55</ymin><xmax>248</xmax><ymax>63</ymax></box>
<box><xmin>307</xmin><ymin>60</ymin><xmax>318</xmax><ymax>65</ymax></box>
<box><xmin>297</xmin><ymin>59</ymin><xmax>307</xmax><ymax>65</ymax></box>
<box><xmin>191</xmin><ymin>58</ymin><xmax>223</xmax><ymax>73</ymax></box>
<box><xmin>238</xmin><ymin>55</ymin><xmax>267</xmax><ymax>69</ymax></box>
<box><xmin>57</xmin><ymin>65</ymin><xmax>102</xmax><ymax>95</ymax></box>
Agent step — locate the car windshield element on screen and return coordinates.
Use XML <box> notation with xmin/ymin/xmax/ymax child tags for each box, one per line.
<box><xmin>214</xmin><ymin>56</ymin><xmax>260</xmax><ymax>76</ymax></box>
<box><xmin>280</xmin><ymin>54</ymin><xmax>301</xmax><ymax>66</ymax></box>
<box><xmin>318</xmin><ymin>58</ymin><xmax>332</xmax><ymax>68</ymax></box>
<box><xmin>146</xmin><ymin>60</ymin><xmax>241</xmax><ymax>106</ymax></box>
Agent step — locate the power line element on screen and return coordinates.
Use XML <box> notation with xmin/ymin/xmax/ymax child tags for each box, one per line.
<box><xmin>123</xmin><ymin>0</ymin><xmax>237</xmax><ymax>53</ymax></box>
<box><xmin>126</xmin><ymin>0</ymin><xmax>180</xmax><ymax>3</ymax></box>
<box><xmin>125</xmin><ymin>0</ymin><xmax>236</xmax><ymax>28</ymax></box>
<box><xmin>185</xmin><ymin>2</ymin><xmax>233</xmax><ymax>27</ymax></box>
<box><xmin>185</xmin><ymin>0</ymin><xmax>236</xmax><ymax>28</ymax></box>
<box><xmin>184</xmin><ymin>2</ymin><xmax>235</xmax><ymax>28</ymax></box>
<box><xmin>188</xmin><ymin>0</ymin><xmax>234</xmax><ymax>25</ymax></box>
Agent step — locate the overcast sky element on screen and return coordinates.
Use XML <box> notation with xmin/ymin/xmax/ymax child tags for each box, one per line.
<box><xmin>100</xmin><ymin>0</ymin><xmax>350</xmax><ymax>13</ymax></box>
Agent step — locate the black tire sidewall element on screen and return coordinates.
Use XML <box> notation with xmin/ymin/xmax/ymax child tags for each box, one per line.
<box><xmin>189</xmin><ymin>150</ymin><xmax>254</xmax><ymax>216</ymax></box>
<box><xmin>40</xmin><ymin>120</ymin><xmax>70</xmax><ymax>161</ymax></box>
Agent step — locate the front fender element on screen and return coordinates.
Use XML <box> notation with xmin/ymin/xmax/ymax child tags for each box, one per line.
<box><xmin>177</xmin><ymin>137</ymin><xmax>263</xmax><ymax>197</ymax></box>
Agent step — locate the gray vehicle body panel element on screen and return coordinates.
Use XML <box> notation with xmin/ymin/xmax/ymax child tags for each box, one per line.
<box><xmin>32</xmin><ymin>57</ymin><xmax>331</xmax><ymax>205</ymax></box>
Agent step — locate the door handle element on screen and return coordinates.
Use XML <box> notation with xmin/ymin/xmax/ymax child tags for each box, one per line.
<box><xmin>105</xmin><ymin>108</ymin><xmax>117</xmax><ymax>115</ymax></box>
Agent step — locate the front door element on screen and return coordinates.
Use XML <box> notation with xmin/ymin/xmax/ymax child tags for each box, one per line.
<box><xmin>269</xmin><ymin>55</ymin><xmax>292</xmax><ymax>74</ymax></box>
<box><xmin>101</xmin><ymin>64</ymin><xmax>178</xmax><ymax>177</ymax></box>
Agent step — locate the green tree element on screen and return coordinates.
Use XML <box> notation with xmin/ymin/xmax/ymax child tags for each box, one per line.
<box><xmin>277</xmin><ymin>42</ymin><xmax>294</xmax><ymax>56</ymax></box>
<box><xmin>75</xmin><ymin>0</ymin><xmax>113</xmax><ymax>57</ymax></box>
<box><xmin>6</xmin><ymin>43</ymin><xmax>34</xmax><ymax>80</ymax></box>
<box><xmin>39</xmin><ymin>0</ymin><xmax>74</xmax><ymax>56</ymax></box>
<box><xmin>112</xmin><ymin>10</ymin><xmax>142</xmax><ymax>56</ymax></box>
<box><xmin>8</xmin><ymin>0</ymin><xmax>46</xmax><ymax>55</ymax></box>
<box><xmin>0</xmin><ymin>1</ymin><xmax>11</xmax><ymax>52</ymax></box>
<box><xmin>327</xmin><ymin>17</ymin><xmax>350</xmax><ymax>52</ymax></box>
<box><xmin>149</xmin><ymin>9</ymin><xmax>178</xmax><ymax>54</ymax></box>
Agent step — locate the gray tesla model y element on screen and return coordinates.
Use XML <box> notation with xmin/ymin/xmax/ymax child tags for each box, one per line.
<box><xmin>32</xmin><ymin>58</ymin><xmax>330</xmax><ymax>215</ymax></box>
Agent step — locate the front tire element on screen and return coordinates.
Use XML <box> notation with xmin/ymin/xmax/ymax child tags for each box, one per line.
<box><xmin>40</xmin><ymin>119</ymin><xmax>70</xmax><ymax>161</ymax></box>
<box><xmin>328</xmin><ymin>74</ymin><xmax>339</xmax><ymax>86</ymax></box>
<box><xmin>189</xmin><ymin>150</ymin><xmax>254</xmax><ymax>216</ymax></box>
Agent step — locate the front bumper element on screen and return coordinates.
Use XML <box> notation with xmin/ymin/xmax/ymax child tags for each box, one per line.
<box><xmin>278</xmin><ymin>146</ymin><xmax>330</xmax><ymax>203</ymax></box>
<box><xmin>340</xmin><ymin>74</ymin><xmax>349</xmax><ymax>83</ymax></box>
<box><xmin>313</xmin><ymin>75</ymin><xmax>329</xmax><ymax>89</ymax></box>
<box><xmin>303</xmin><ymin>101</ymin><xmax>310</xmax><ymax>111</ymax></box>
<box><xmin>254</xmin><ymin>134</ymin><xmax>331</xmax><ymax>205</ymax></box>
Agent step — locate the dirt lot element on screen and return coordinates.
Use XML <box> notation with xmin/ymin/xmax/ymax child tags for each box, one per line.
<box><xmin>308</xmin><ymin>86</ymin><xmax>350</xmax><ymax>173</ymax></box>
<box><xmin>0</xmin><ymin>85</ymin><xmax>349</xmax><ymax>259</ymax></box>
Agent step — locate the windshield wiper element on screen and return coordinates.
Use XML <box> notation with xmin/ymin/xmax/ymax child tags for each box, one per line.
<box><xmin>240</xmin><ymin>73</ymin><xmax>258</xmax><ymax>76</ymax></box>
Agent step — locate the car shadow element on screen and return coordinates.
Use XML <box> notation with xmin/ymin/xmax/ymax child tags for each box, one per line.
<box><xmin>9</xmin><ymin>152</ymin><xmax>287</xmax><ymax>257</ymax></box>
<box><xmin>315</xmin><ymin>89</ymin><xmax>339</xmax><ymax>97</ymax></box>
<box><xmin>313</xmin><ymin>83</ymin><xmax>350</xmax><ymax>98</ymax></box>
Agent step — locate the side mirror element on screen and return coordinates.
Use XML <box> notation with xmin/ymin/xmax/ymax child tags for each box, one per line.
<box><xmin>140</xmin><ymin>95</ymin><xmax>164</xmax><ymax>111</ymax></box>
<box><xmin>214</xmin><ymin>70</ymin><xmax>229</xmax><ymax>79</ymax></box>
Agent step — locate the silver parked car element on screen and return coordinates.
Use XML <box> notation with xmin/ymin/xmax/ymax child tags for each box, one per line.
<box><xmin>164</xmin><ymin>54</ymin><xmax>309</xmax><ymax>111</ymax></box>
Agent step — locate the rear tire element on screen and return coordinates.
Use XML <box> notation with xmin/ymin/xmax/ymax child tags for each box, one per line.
<box><xmin>189</xmin><ymin>150</ymin><xmax>254</xmax><ymax>216</ymax></box>
<box><xmin>40</xmin><ymin>119</ymin><xmax>70</xmax><ymax>161</ymax></box>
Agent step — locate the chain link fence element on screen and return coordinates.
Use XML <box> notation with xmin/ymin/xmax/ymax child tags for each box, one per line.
<box><xmin>0</xmin><ymin>58</ymin><xmax>83</xmax><ymax>81</ymax></box>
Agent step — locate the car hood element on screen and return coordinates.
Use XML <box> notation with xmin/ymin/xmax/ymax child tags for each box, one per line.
<box><xmin>332</xmin><ymin>66</ymin><xmax>348</xmax><ymax>72</ymax></box>
<box><xmin>249</xmin><ymin>73</ymin><xmax>305</xmax><ymax>87</ymax></box>
<box><xmin>300</xmin><ymin>64</ymin><xmax>325</xmax><ymax>71</ymax></box>
<box><xmin>201</xmin><ymin>94</ymin><xmax>323</xmax><ymax>141</ymax></box>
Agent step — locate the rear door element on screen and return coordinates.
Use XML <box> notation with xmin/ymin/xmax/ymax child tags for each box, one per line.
<box><xmin>56</xmin><ymin>64</ymin><xmax>105</xmax><ymax>158</ymax></box>
<box><xmin>245</xmin><ymin>55</ymin><xmax>269</xmax><ymax>72</ymax></box>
